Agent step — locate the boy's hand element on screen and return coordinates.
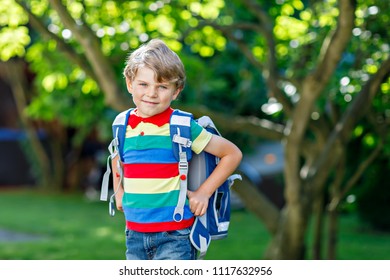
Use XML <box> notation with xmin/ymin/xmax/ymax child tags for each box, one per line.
<box><xmin>115</xmin><ymin>193</ymin><xmax>124</xmax><ymax>212</ymax></box>
<box><xmin>187</xmin><ymin>190</ymin><xmax>209</xmax><ymax>216</ymax></box>
<box><xmin>116</xmin><ymin>203</ymin><xmax>123</xmax><ymax>212</ymax></box>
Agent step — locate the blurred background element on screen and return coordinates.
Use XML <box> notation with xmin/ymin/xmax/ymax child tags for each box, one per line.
<box><xmin>0</xmin><ymin>0</ymin><xmax>389</xmax><ymax>260</ymax></box>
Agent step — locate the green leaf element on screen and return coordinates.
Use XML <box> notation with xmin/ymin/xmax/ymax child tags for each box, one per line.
<box><xmin>0</xmin><ymin>26</ymin><xmax>30</xmax><ymax>61</ymax></box>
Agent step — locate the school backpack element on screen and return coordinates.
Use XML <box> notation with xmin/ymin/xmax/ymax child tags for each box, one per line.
<box><xmin>100</xmin><ymin>109</ymin><xmax>241</xmax><ymax>259</ymax></box>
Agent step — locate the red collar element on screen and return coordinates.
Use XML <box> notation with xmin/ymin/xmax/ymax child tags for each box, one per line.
<box><xmin>128</xmin><ymin>107</ymin><xmax>173</xmax><ymax>128</ymax></box>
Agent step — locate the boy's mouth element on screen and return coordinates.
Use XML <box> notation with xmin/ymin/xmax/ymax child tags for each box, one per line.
<box><xmin>142</xmin><ymin>100</ymin><xmax>158</xmax><ymax>105</ymax></box>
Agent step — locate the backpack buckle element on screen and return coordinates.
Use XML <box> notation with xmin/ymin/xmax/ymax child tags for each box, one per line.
<box><xmin>178</xmin><ymin>152</ymin><xmax>189</xmax><ymax>177</ymax></box>
<box><xmin>173</xmin><ymin>134</ymin><xmax>192</xmax><ymax>148</ymax></box>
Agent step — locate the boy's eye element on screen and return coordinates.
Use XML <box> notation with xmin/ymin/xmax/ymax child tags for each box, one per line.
<box><xmin>159</xmin><ymin>85</ymin><xmax>168</xmax><ymax>90</ymax></box>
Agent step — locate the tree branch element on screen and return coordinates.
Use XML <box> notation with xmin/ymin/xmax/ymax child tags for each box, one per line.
<box><xmin>291</xmin><ymin>0</ymin><xmax>356</xmax><ymax>152</ymax></box>
<box><xmin>48</xmin><ymin>0</ymin><xmax>129</xmax><ymax>111</ymax></box>
<box><xmin>328</xmin><ymin>139</ymin><xmax>383</xmax><ymax>211</ymax></box>
<box><xmin>178</xmin><ymin>104</ymin><xmax>285</xmax><ymax>140</ymax></box>
<box><xmin>307</xmin><ymin>56</ymin><xmax>390</xmax><ymax>181</ymax></box>
<box><xmin>239</xmin><ymin>0</ymin><xmax>293</xmax><ymax>115</ymax></box>
<box><xmin>192</xmin><ymin>1</ymin><xmax>293</xmax><ymax>116</ymax></box>
<box><xmin>310</xmin><ymin>0</ymin><xmax>356</xmax><ymax>88</ymax></box>
<box><xmin>14</xmin><ymin>0</ymin><xmax>96</xmax><ymax>80</ymax></box>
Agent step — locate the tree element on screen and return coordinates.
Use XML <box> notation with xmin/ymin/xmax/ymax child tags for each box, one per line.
<box><xmin>211</xmin><ymin>0</ymin><xmax>389</xmax><ymax>259</ymax></box>
<box><xmin>1</xmin><ymin>0</ymin><xmax>389</xmax><ymax>259</ymax></box>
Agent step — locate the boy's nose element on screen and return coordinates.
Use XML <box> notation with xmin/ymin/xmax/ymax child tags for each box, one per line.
<box><xmin>146</xmin><ymin>87</ymin><xmax>158</xmax><ymax>97</ymax></box>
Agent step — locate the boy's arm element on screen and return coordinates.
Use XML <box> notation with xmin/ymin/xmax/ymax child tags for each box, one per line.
<box><xmin>187</xmin><ymin>134</ymin><xmax>242</xmax><ymax>216</ymax></box>
<box><xmin>111</xmin><ymin>156</ymin><xmax>124</xmax><ymax>212</ymax></box>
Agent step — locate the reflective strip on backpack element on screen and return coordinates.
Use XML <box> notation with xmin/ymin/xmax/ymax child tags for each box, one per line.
<box><xmin>171</xmin><ymin>114</ymin><xmax>191</xmax><ymax>127</ymax></box>
<box><xmin>218</xmin><ymin>221</ymin><xmax>230</xmax><ymax>232</ymax></box>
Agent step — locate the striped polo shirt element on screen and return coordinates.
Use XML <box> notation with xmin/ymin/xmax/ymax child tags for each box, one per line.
<box><xmin>122</xmin><ymin>107</ymin><xmax>212</xmax><ymax>232</ymax></box>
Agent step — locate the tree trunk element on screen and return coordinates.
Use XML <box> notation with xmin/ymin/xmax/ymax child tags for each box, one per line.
<box><xmin>312</xmin><ymin>194</ymin><xmax>325</xmax><ymax>259</ymax></box>
<box><xmin>1</xmin><ymin>60</ymin><xmax>52</xmax><ymax>189</ymax></box>
<box><xmin>264</xmin><ymin>201</ymin><xmax>309</xmax><ymax>259</ymax></box>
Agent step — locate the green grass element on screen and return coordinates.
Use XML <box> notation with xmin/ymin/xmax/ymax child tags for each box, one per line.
<box><xmin>0</xmin><ymin>190</ymin><xmax>389</xmax><ymax>260</ymax></box>
<box><xmin>0</xmin><ymin>190</ymin><xmax>268</xmax><ymax>260</ymax></box>
<box><xmin>324</xmin><ymin>214</ymin><xmax>390</xmax><ymax>260</ymax></box>
<box><xmin>0</xmin><ymin>190</ymin><xmax>125</xmax><ymax>259</ymax></box>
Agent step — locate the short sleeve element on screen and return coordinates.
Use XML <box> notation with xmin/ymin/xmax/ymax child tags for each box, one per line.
<box><xmin>190</xmin><ymin>119</ymin><xmax>212</xmax><ymax>154</ymax></box>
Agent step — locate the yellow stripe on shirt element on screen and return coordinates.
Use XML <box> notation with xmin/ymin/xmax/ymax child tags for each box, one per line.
<box><xmin>123</xmin><ymin>176</ymin><xmax>180</xmax><ymax>194</ymax></box>
<box><xmin>125</xmin><ymin>123</ymin><xmax>170</xmax><ymax>138</ymax></box>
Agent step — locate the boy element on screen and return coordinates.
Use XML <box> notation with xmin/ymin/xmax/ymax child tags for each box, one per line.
<box><xmin>112</xmin><ymin>39</ymin><xmax>242</xmax><ymax>260</ymax></box>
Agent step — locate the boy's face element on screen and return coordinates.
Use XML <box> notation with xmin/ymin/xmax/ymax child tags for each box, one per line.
<box><xmin>126</xmin><ymin>67</ymin><xmax>180</xmax><ymax>118</ymax></box>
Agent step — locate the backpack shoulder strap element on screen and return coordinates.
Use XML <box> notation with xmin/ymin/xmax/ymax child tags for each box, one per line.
<box><xmin>170</xmin><ymin>109</ymin><xmax>193</xmax><ymax>222</ymax></box>
<box><xmin>170</xmin><ymin>109</ymin><xmax>193</xmax><ymax>161</ymax></box>
<box><xmin>100</xmin><ymin>108</ymin><xmax>132</xmax><ymax>205</ymax></box>
<box><xmin>112</xmin><ymin>108</ymin><xmax>133</xmax><ymax>162</ymax></box>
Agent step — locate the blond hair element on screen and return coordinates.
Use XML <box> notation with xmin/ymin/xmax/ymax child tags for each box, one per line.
<box><xmin>123</xmin><ymin>39</ymin><xmax>186</xmax><ymax>90</ymax></box>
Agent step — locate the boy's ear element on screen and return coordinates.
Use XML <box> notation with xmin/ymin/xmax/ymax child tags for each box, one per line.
<box><xmin>126</xmin><ymin>78</ymin><xmax>133</xmax><ymax>93</ymax></box>
<box><xmin>172</xmin><ymin>87</ymin><xmax>182</xmax><ymax>100</ymax></box>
